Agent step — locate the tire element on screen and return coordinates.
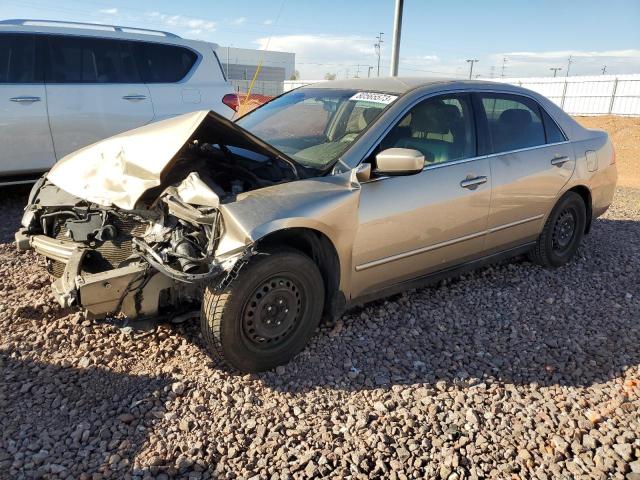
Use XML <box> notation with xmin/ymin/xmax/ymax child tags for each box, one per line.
<box><xmin>201</xmin><ymin>248</ymin><xmax>325</xmax><ymax>372</ymax></box>
<box><xmin>529</xmin><ymin>191</ymin><xmax>587</xmax><ymax>267</ymax></box>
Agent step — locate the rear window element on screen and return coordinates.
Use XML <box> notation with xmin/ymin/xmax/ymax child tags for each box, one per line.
<box><xmin>131</xmin><ymin>42</ymin><xmax>198</xmax><ymax>83</ymax></box>
<box><xmin>46</xmin><ymin>36</ymin><xmax>139</xmax><ymax>83</ymax></box>
<box><xmin>541</xmin><ymin>108</ymin><xmax>567</xmax><ymax>143</ymax></box>
<box><xmin>0</xmin><ymin>34</ymin><xmax>41</xmax><ymax>83</ymax></box>
<box><xmin>480</xmin><ymin>94</ymin><xmax>546</xmax><ymax>153</ymax></box>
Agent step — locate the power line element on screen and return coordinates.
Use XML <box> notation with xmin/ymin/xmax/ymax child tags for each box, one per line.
<box><xmin>374</xmin><ymin>32</ymin><xmax>384</xmax><ymax>77</ymax></box>
<box><xmin>466</xmin><ymin>59</ymin><xmax>479</xmax><ymax>79</ymax></box>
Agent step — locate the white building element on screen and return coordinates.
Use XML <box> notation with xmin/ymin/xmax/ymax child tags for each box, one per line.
<box><xmin>217</xmin><ymin>46</ymin><xmax>295</xmax><ymax>96</ymax></box>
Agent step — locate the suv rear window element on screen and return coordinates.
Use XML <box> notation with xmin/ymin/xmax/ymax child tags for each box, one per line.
<box><xmin>131</xmin><ymin>42</ymin><xmax>198</xmax><ymax>83</ymax></box>
<box><xmin>46</xmin><ymin>36</ymin><xmax>139</xmax><ymax>83</ymax></box>
<box><xmin>0</xmin><ymin>34</ymin><xmax>41</xmax><ymax>83</ymax></box>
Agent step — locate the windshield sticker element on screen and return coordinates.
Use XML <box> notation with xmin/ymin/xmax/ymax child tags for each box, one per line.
<box><xmin>349</xmin><ymin>92</ymin><xmax>398</xmax><ymax>104</ymax></box>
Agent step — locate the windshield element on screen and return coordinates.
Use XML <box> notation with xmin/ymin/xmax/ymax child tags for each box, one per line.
<box><xmin>236</xmin><ymin>88</ymin><xmax>398</xmax><ymax>170</ymax></box>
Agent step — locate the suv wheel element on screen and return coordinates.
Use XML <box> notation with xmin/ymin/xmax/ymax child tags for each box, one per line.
<box><xmin>529</xmin><ymin>191</ymin><xmax>587</xmax><ymax>267</ymax></box>
<box><xmin>201</xmin><ymin>248</ymin><xmax>324</xmax><ymax>372</ymax></box>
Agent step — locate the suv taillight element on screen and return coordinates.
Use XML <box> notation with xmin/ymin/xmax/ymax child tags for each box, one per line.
<box><xmin>222</xmin><ymin>93</ymin><xmax>239</xmax><ymax>112</ymax></box>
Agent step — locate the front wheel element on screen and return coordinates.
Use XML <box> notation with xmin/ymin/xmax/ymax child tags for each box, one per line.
<box><xmin>529</xmin><ymin>191</ymin><xmax>587</xmax><ymax>267</ymax></box>
<box><xmin>201</xmin><ymin>248</ymin><xmax>325</xmax><ymax>372</ymax></box>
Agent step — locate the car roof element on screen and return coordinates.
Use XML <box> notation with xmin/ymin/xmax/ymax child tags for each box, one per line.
<box><xmin>300</xmin><ymin>77</ymin><xmax>518</xmax><ymax>95</ymax></box>
<box><xmin>0</xmin><ymin>19</ymin><xmax>218</xmax><ymax>47</ymax></box>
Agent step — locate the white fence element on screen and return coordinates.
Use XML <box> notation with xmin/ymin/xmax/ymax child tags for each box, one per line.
<box><xmin>284</xmin><ymin>75</ymin><xmax>640</xmax><ymax>117</ymax></box>
<box><xmin>480</xmin><ymin>74</ymin><xmax>640</xmax><ymax>116</ymax></box>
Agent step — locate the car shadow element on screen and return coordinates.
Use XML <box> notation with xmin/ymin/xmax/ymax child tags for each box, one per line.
<box><xmin>0</xmin><ymin>353</ymin><xmax>205</xmax><ymax>478</ymax></box>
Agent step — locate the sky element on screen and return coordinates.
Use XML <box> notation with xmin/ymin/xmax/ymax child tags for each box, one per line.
<box><xmin>2</xmin><ymin>0</ymin><xmax>639</xmax><ymax>79</ymax></box>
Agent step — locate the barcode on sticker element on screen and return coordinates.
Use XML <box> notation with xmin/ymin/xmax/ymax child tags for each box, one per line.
<box><xmin>349</xmin><ymin>92</ymin><xmax>398</xmax><ymax>104</ymax></box>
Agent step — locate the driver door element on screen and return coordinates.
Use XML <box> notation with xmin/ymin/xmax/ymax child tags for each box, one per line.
<box><xmin>350</xmin><ymin>93</ymin><xmax>492</xmax><ymax>299</ymax></box>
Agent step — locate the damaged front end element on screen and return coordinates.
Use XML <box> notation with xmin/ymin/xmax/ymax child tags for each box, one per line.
<box><xmin>15</xmin><ymin>110</ymin><xmax>299</xmax><ymax>320</ymax></box>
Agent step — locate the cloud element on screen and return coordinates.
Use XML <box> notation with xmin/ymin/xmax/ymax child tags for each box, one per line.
<box><xmin>146</xmin><ymin>11</ymin><xmax>217</xmax><ymax>33</ymax></box>
<box><xmin>254</xmin><ymin>34</ymin><xmax>458</xmax><ymax>79</ymax></box>
<box><xmin>263</xmin><ymin>19</ymin><xmax>273</xmax><ymax>25</ymax></box>
<box><xmin>99</xmin><ymin>8</ymin><xmax>118</xmax><ymax>15</ymax></box>
<box><xmin>233</xmin><ymin>17</ymin><xmax>246</xmax><ymax>25</ymax></box>
<box><xmin>490</xmin><ymin>49</ymin><xmax>640</xmax><ymax>76</ymax></box>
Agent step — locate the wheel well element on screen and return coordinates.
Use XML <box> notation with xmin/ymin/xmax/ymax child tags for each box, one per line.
<box><xmin>567</xmin><ymin>185</ymin><xmax>593</xmax><ymax>233</ymax></box>
<box><xmin>255</xmin><ymin>228</ymin><xmax>345</xmax><ymax>320</ymax></box>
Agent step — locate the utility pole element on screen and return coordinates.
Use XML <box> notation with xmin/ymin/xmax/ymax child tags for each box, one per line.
<box><xmin>466</xmin><ymin>59</ymin><xmax>479</xmax><ymax>80</ymax></box>
<box><xmin>389</xmin><ymin>0</ymin><xmax>404</xmax><ymax>76</ymax></box>
<box><xmin>550</xmin><ymin>67</ymin><xmax>562</xmax><ymax>77</ymax></box>
<box><xmin>566</xmin><ymin>55</ymin><xmax>573</xmax><ymax>77</ymax></box>
<box><xmin>374</xmin><ymin>32</ymin><xmax>384</xmax><ymax>77</ymax></box>
<box><xmin>601</xmin><ymin>65</ymin><xmax>607</xmax><ymax>75</ymax></box>
<box><xmin>501</xmin><ymin>57</ymin><xmax>508</xmax><ymax>78</ymax></box>
<box><xmin>367</xmin><ymin>66</ymin><xmax>373</xmax><ymax>78</ymax></box>
<box><xmin>489</xmin><ymin>66</ymin><xmax>495</xmax><ymax>78</ymax></box>
<box><xmin>355</xmin><ymin>64</ymin><xmax>360</xmax><ymax>78</ymax></box>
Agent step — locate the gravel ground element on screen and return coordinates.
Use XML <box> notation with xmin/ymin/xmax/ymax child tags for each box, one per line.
<box><xmin>1</xmin><ymin>183</ymin><xmax>639</xmax><ymax>480</ymax></box>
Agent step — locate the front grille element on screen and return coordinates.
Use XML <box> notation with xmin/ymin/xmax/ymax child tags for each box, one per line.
<box><xmin>49</xmin><ymin>216</ymin><xmax>148</xmax><ymax>278</ymax></box>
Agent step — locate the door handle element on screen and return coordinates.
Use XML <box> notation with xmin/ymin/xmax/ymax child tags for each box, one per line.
<box><xmin>122</xmin><ymin>94</ymin><xmax>147</xmax><ymax>101</ymax></box>
<box><xmin>551</xmin><ymin>155</ymin><xmax>570</xmax><ymax>166</ymax></box>
<box><xmin>10</xmin><ymin>96</ymin><xmax>41</xmax><ymax>103</ymax></box>
<box><xmin>460</xmin><ymin>176</ymin><xmax>488</xmax><ymax>189</ymax></box>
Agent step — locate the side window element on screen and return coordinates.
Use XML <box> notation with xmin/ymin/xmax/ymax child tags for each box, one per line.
<box><xmin>480</xmin><ymin>94</ymin><xmax>545</xmax><ymax>153</ymax></box>
<box><xmin>131</xmin><ymin>42</ymin><xmax>198</xmax><ymax>83</ymax></box>
<box><xmin>0</xmin><ymin>34</ymin><xmax>41</xmax><ymax>83</ymax></box>
<box><xmin>47</xmin><ymin>36</ymin><xmax>140</xmax><ymax>83</ymax></box>
<box><xmin>541</xmin><ymin>108</ymin><xmax>567</xmax><ymax>143</ymax></box>
<box><xmin>380</xmin><ymin>94</ymin><xmax>476</xmax><ymax>165</ymax></box>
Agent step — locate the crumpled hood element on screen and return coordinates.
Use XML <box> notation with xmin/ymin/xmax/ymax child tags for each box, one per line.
<box><xmin>47</xmin><ymin>111</ymin><xmax>209</xmax><ymax>210</ymax></box>
<box><xmin>46</xmin><ymin>110</ymin><xmax>297</xmax><ymax>211</ymax></box>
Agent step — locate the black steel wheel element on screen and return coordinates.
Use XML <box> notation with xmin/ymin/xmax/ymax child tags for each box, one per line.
<box><xmin>201</xmin><ymin>248</ymin><xmax>324</xmax><ymax>372</ymax></box>
<box><xmin>529</xmin><ymin>191</ymin><xmax>587</xmax><ymax>267</ymax></box>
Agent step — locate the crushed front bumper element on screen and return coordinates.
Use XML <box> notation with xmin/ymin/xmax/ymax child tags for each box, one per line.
<box><xmin>16</xmin><ymin>228</ymin><xmax>174</xmax><ymax>319</ymax></box>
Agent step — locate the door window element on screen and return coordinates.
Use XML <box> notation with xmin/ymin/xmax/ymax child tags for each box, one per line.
<box><xmin>480</xmin><ymin>94</ymin><xmax>546</xmax><ymax>153</ymax></box>
<box><xmin>131</xmin><ymin>42</ymin><xmax>198</xmax><ymax>83</ymax></box>
<box><xmin>46</xmin><ymin>36</ymin><xmax>140</xmax><ymax>83</ymax></box>
<box><xmin>379</xmin><ymin>94</ymin><xmax>476</xmax><ymax>165</ymax></box>
<box><xmin>0</xmin><ymin>34</ymin><xmax>41</xmax><ymax>83</ymax></box>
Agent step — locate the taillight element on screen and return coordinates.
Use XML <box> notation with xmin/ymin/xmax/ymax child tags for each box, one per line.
<box><xmin>222</xmin><ymin>93</ymin><xmax>239</xmax><ymax>112</ymax></box>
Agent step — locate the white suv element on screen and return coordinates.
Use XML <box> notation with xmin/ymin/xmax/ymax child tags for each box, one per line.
<box><xmin>0</xmin><ymin>19</ymin><xmax>237</xmax><ymax>184</ymax></box>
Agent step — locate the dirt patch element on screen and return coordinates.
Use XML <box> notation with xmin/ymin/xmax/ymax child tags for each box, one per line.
<box><xmin>573</xmin><ymin>115</ymin><xmax>640</xmax><ymax>188</ymax></box>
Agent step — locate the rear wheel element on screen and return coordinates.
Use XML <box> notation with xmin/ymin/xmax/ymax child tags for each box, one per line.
<box><xmin>529</xmin><ymin>191</ymin><xmax>587</xmax><ymax>267</ymax></box>
<box><xmin>201</xmin><ymin>248</ymin><xmax>324</xmax><ymax>372</ymax></box>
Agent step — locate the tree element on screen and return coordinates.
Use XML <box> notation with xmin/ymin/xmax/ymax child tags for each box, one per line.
<box><xmin>289</xmin><ymin>70</ymin><xmax>300</xmax><ymax>80</ymax></box>
<box><xmin>324</xmin><ymin>72</ymin><xmax>337</xmax><ymax>80</ymax></box>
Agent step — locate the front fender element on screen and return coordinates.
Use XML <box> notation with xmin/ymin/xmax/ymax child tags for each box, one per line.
<box><xmin>215</xmin><ymin>171</ymin><xmax>362</xmax><ymax>295</ymax></box>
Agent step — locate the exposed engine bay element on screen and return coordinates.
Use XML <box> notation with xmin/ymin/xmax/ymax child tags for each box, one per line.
<box><xmin>16</xmin><ymin>111</ymin><xmax>302</xmax><ymax>320</ymax></box>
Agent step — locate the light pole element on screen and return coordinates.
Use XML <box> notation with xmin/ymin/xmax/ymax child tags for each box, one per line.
<box><xmin>374</xmin><ymin>32</ymin><xmax>384</xmax><ymax>77</ymax></box>
<box><xmin>466</xmin><ymin>59</ymin><xmax>479</xmax><ymax>80</ymax></box>
<box><xmin>550</xmin><ymin>67</ymin><xmax>562</xmax><ymax>77</ymax></box>
<box><xmin>501</xmin><ymin>57</ymin><xmax>508</xmax><ymax>78</ymax></box>
<box><xmin>368</xmin><ymin>66</ymin><xmax>373</xmax><ymax>78</ymax></box>
<box><xmin>389</xmin><ymin>0</ymin><xmax>404</xmax><ymax>76</ymax></box>
<box><xmin>566</xmin><ymin>55</ymin><xmax>573</xmax><ymax>77</ymax></box>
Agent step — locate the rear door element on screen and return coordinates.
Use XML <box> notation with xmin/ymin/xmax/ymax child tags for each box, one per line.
<box><xmin>476</xmin><ymin>92</ymin><xmax>575</xmax><ymax>252</ymax></box>
<box><xmin>45</xmin><ymin>35</ymin><xmax>154</xmax><ymax>159</ymax></box>
<box><xmin>0</xmin><ymin>33</ymin><xmax>56</xmax><ymax>175</ymax></box>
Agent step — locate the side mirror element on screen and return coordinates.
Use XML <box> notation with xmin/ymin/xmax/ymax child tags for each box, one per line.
<box><xmin>375</xmin><ymin>148</ymin><xmax>424</xmax><ymax>176</ymax></box>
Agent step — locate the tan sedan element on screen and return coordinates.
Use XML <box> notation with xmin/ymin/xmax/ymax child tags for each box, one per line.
<box><xmin>16</xmin><ymin>78</ymin><xmax>617</xmax><ymax>372</ymax></box>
